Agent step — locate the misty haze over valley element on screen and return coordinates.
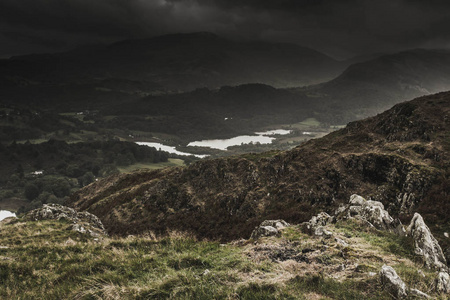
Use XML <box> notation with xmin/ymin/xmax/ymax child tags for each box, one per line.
<box><xmin>1</xmin><ymin>1</ymin><xmax>450</xmax><ymax>299</ymax></box>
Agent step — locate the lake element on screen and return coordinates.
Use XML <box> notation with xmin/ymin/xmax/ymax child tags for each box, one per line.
<box><xmin>0</xmin><ymin>210</ymin><xmax>16</xmax><ymax>221</ymax></box>
<box><xmin>187</xmin><ymin>135</ymin><xmax>275</xmax><ymax>150</ymax></box>
<box><xmin>136</xmin><ymin>142</ymin><xmax>208</xmax><ymax>158</ymax></box>
<box><xmin>187</xmin><ymin>129</ymin><xmax>292</xmax><ymax>150</ymax></box>
<box><xmin>138</xmin><ymin>129</ymin><xmax>292</xmax><ymax>154</ymax></box>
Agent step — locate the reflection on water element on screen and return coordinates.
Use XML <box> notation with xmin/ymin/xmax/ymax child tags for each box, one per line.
<box><xmin>188</xmin><ymin>135</ymin><xmax>275</xmax><ymax>150</ymax></box>
<box><xmin>188</xmin><ymin>129</ymin><xmax>292</xmax><ymax>150</ymax></box>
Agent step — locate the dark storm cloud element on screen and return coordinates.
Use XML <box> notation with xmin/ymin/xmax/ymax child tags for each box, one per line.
<box><xmin>1</xmin><ymin>0</ymin><xmax>450</xmax><ymax>58</ymax></box>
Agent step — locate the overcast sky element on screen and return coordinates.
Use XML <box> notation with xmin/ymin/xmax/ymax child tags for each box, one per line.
<box><xmin>1</xmin><ymin>0</ymin><xmax>450</xmax><ymax>59</ymax></box>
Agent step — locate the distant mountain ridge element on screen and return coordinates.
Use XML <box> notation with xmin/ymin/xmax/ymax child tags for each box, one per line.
<box><xmin>0</xmin><ymin>32</ymin><xmax>343</xmax><ymax>92</ymax></box>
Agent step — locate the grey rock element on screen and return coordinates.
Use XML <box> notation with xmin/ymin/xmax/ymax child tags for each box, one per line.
<box><xmin>250</xmin><ymin>225</ymin><xmax>279</xmax><ymax>239</ymax></box>
<box><xmin>314</xmin><ymin>226</ymin><xmax>333</xmax><ymax>238</ymax></box>
<box><xmin>406</xmin><ymin>213</ymin><xmax>447</xmax><ymax>270</ymax></box>
<box><xmin>380</xmin><ymin>265</ymin><xmax>408</xmax><ymax>299</ymax></box>
<box><xmin>250</xmin><ymin>219</ymin><xmax>290</xmax><ymax>239</ymax></box>
<box><xmin>409</xmin><ymin>288</ymin><xmax>430</xmax><ymax>298</ymax></box>
<box><xmin>72</xmin><ymin>224</ymin><xmax>86</xmax><ymax>234</ymax></box>
<box><xmin>310</xmin><ymin>212</ymin><xmax>334</xmax><ymax>227</ymax></box>
<box><xmin>302</xmin><ymin>212</ymin><xmax>334</xmax><ymax>236</ymax></box>
<box><xmin>349</xmin><ymin>194</ymin><xmax>366</xmax><ymax>206</ymax></box>
<box><xmin>335</xmin><ymin>237</ymin><xmax>348</xmax><ymax>247</ymax></box>
<box><xmin>347</xmin><ymin>194</ymin><xmax>398</xmax><ymax>231</ymax></box>
<box><xmin>260</xmin><ymin>219</ymin><xmax>289</xmax><ymax>230</ymax></box>
<box><xmin>435</xmin><ymin>271</ymin><xmax>450</xmax><ymax>294</ymax></box>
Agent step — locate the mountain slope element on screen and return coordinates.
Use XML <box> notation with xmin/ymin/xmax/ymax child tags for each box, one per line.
<box><xmin>69</xmin><ymin>92</ymin><xmax>450</xmax><ymax>244</ymax></box>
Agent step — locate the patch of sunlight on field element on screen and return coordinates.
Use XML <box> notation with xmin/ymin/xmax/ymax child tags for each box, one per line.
<box><xmin>118</xmin><ymin>158</ymin><xmax>185</xmax><ymax>173</ymax></box>
<box><xmin>298</xmin><ymin>118</ymin><xmax>321</xmax><ymax>127</ymax></box>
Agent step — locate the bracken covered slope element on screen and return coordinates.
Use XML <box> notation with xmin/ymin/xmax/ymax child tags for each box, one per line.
<box><xmin>68</xmin><ymin>92</ymin><xmax>450</xmax><ymax>243</ymax></box>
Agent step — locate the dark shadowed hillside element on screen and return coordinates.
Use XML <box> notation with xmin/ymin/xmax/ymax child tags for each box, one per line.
<box><xmin>69</xmin><ymin>92</ymin><xmax>450</xmax><ymax>246</ymax></box>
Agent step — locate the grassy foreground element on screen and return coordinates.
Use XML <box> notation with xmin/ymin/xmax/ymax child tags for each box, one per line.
<box><xmin>0</xmin><ymin>217</ymin><xmax>445</xmax><ymax>299</ymax></box>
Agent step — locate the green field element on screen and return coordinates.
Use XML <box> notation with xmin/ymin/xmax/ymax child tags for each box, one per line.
<box><xmin>118</xmin><ymin>158</ymin><xmax>185</xmax><ymax>173</ymax></box>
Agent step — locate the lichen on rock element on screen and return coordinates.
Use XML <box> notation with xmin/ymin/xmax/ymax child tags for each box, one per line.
<box><xmin>406</xmin><ymin>213</ymin><xmax>447</xmax><ymax>270</ymax></box>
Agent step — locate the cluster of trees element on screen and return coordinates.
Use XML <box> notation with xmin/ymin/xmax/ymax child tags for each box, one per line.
<box><xmin>0</xmin><ymin>139</ymin><xmax>171</xmax><ymax>212</ymax></box>
<box><xmin>0</xmin><ymin>107</ymin><xmax>90</xmax><ymax>141</ymax></box>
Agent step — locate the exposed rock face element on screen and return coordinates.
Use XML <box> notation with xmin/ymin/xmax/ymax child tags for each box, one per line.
<box><xmin>347</xmin><ymin>194</ymin><xmax>398</xmax><ymax>231</ymax></box>
<box><xmin>250</xmin><ymin>219</ymin><xmax>289</xmax><ymax>239</ymax></box>
<box><xmin>379</xmin><ymin>265</ymin><xmax>408</xmax><ymax>298</ymax></box>
<box><xmin>406</xmin><ymin>213</ymin><xmax>447</xmax><ymax>270</ymax></box>
<box><xmin>26</xmin><ymin>204</ymin><xmax>107</xmax><ymax>237</ymax></box>
<box><xmin>435</xmin><ymin>271</ymin><xmax>450</xmax><ymax>293</ymax></box>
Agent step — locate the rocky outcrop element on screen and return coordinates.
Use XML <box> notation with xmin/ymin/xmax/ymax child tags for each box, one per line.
<box><xmin>435</xmin><ymin>271</ymin><xmax>450</xmax><ymax>294</ymax></box>
<box><xmin>406</xmin><ymin>213</ymin><xmax>447</xmax><ymax>270</ymax></box>
<box><xmin>26</xmin><ymin>204</ymin><xmax>107</xmax><ymax>237</ymax></box>
<box><xmin>346</xmin><ymin>194</ymin><xmax>399</xmax><ymax>231</ymax></box>
<box><xmin>250</xmin><ymin>219</ymin><xmax>289</xmax><ymax>240</ymax></box>
<box><xmin>380</xmin><ymin>265</ymin><xmax>408</xmax><ymax>298</ymax></box>
<box><xmin>301</xmin><ymin>212</ymin><xmax>334</xmax><ymax>237</ymax></box>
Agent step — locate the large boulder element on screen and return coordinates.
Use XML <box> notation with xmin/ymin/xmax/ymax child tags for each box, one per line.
<box><xmin>26</xmin><ymin>204</ymin><xmax>107</xmax><ymax>237</ymax></box>
<box><xmin>379</xmin><ymin>265</ymin><xmax>408</xmax><ymax>298</ymax></box>
<box><xmin>435</xmin><ymin>271</ymin><xmax>450</xmax><ymax>294</ymax></box>
<box><xmin>250</xmin><ymin>219</ymin><xmax>289</xmax><ymax>240</ymax></box>
<box><xmin>406</xmin><ymin>213</ymin><xmax>447</xmax><ymax>270</ymax></box>
<box><xmin>347</xmin><ymin>194</ymin><xmax>400</xmax><ymax>231</ymax></box>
